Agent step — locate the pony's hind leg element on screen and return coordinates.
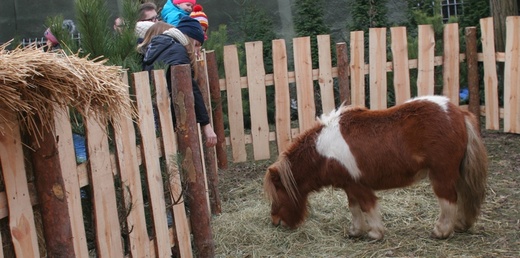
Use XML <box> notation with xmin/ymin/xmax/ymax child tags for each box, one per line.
<box><xmin>433</xmin><ymin>198</ymin><xmax>457</xmax><ymax>239</ymax></box>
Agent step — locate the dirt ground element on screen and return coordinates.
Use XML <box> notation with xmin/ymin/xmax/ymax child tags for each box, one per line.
<box><xmin>214</xmin><ymin>129</ymin><xmax>520</xmax><ymax>257</ymax></box>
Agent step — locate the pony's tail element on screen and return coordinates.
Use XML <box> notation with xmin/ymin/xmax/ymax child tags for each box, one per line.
<box><xmin>456</xmin><ymin>113</ymin><xmax>488</xmax><ymax>231</ymax></box>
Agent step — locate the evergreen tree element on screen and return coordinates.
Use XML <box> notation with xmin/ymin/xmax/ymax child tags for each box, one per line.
<box><xmin>294</xmin><ymin>0</ymin><xmax>330</xmax><ymax>69</ymax></box>
<box><xmin>347</xmin><ymin>0</ymin><xmax>388</xmax><ymax>32</ymax></box>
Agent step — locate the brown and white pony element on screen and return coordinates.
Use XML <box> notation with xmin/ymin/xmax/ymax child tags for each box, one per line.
<box><xmin>264</xmin><ymin>96</ymin><xmax>488</xmax><ymax>240</ymax></box>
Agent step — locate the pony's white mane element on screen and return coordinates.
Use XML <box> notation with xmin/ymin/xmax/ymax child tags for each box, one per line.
<box><xmin>406</xmin><ymin>95</ymin><xmax>450</xmax><ymax>112</ymax></box>
<box><xmin>317</xmin><ymin>103</ymin><xmax>350</xmax><ymax>126</ymax></box>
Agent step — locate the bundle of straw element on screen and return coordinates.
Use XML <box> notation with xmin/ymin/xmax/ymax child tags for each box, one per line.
<box><xmin>0</xmin><ymin>40</ymin><xmax>134</xmax><ymax>138</ymax></box>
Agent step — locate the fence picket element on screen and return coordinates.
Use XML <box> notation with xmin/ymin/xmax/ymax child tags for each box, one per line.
<box><xmin>317</xmin><ymin>35</ymin><xmax>335</xmax><ymax>113</ymax></box>
<box><xmin>480</xmin><ymin>17</ymin><xmax>500</xmax><ymax>130</ymax></box>
<box><xmin>442</xmin><ymin>23</ymin><xmax>460</xmax><ymax>104</ymax></box>
<box><xmin>54</xmin><ymin>106</ymin><xmax>89</xmax><ymax>258</ymax></box>
<box><xmin>350</xmin><ymin>31</ymin><xmax>365</xmax><ymax>107</ymax></box>
<box><xmin>369</xmin><ymin>28</ymin><xmax>388</xmax><ymax>109</ymax></box>
<box><xmin>272</xmin><ymin>39</ymin><xmax>293</xmax><ymax>154</ymax></box>
<box><xmin>113</xmin><ymin>73</ymin><xmax>151</xmax><ymax>258</ymax></box>
<box><xmin>294</xmin><ymin>36</ymin><xmax>316</xmax><ymax>131</ymax></box>
<box><xmin>84</xmin><ymin>114</ymin><xmax>124</xmax><ymax>258</ymax></box>
<box><xmin>504</xmin><ymin>16</ymin><xmax>520</xmax><ymax>133</ymax></box>
<box><xmin>390</xmin><ymin>27</ymin><xmax>411</xmax><ymax>104</ymax></box>
<box><xmin>132</xmin><ymin>71</ymin><xmax>171</xmax><ymax>257</ymax></box>
<box><xmin>0</xmin><ymin>109</ymin><xmax>39</xmax><ymax>258</ymax></box>
<box><xmin>223</xmin><ymin>45</ymin><xmax>247</xmax><ymax>162</ymax></box>
<box><xmin>245</xmin><ymin>41</ymin><xmax>270</xmax><ymax>160</ymax></box>
<box><xmin>417</xmin><ymin>25</ymin><xmax>435</xmax><ymax>96</ymax></box>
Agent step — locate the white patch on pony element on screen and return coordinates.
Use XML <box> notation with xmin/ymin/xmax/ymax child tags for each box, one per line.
<box><xmin>406</xmin><ymin>95</ymin><xmax>450</xmax><ymax>112</ymax></box>
<box><xmin>316</xmin><ymin>107</ymin><xmax>362</xmax><ymax>180</ymax></box>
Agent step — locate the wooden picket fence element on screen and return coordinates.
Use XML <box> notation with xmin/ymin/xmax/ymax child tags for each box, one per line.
<box><xmin>1</xmin><ymin>16</ymin><xmax>520</xmax><ymax>257</ymax></box>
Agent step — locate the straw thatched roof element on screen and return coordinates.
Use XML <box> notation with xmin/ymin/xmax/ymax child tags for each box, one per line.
<box><xmin>0</xmin><ymin>40</ymin><xmax>133</xmax><ymax>138</ymax></box>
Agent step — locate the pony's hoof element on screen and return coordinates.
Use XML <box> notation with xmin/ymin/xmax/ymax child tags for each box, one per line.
<box><xmin>431</xmin><ymin>228</ymin><xmax>453</xmax><ymax>239</ymax></box>
<box><xmin>367</xmin><ymin>229</ymin><xmax>384</xmax><ymax>240</ymax></box>
<box><xmin>347</xmin><ymin>228</ymin><xmax>365</xmax><ymax>238</ymax></box>
<box><xmin>454</xmin><ymin>220</ymin><xmax>470</xmax><ymax>232</ymax></box>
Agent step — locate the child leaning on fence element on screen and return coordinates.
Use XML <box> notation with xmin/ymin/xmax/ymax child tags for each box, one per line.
<box><xmin>137</xmin><ymin>19</ymin><xmax>217</xmax><ymax>147</ymax></box>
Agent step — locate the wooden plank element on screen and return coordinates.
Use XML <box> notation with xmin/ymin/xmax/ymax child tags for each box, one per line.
<box><xmin>369</xmin><ymin>27</ymin><xmax>387</xmax><ymax>109</ymax></box>
<box><xmin>0</xmin><ymin>109</ymin><xmax>40</xmax><ymax>258</ymax></box>
<box><xmin>350</xmin><ymin>31</ymin><xmax>365</xmax><ymax>107</ymax></box>
<box><xmin>417</xmin><ymin>25</ymin><xmax>435</xmax><ymax>96</ymax></box>
<box><xmin>293</xmin><ymin>36</ymin><xmax>316</xmax><ymax>131</ymax></box>
<box><xmin>113</xmin><ymin>73</ymin><xmax>151</xmax><ymax>258</ymax></box>
<box><xmin>84</xmin><ymin>114</ymin><xmax>124</xmax><ymax>258</ymax></box>
<box><xmin>391</xmin><ymin>26</ymin><xmax>411</xmax><ymax>105</ymax></box>
<box><xmin>504</xmin><ymin>16</ymin><xmax>520</xmax><ymax>133</ymax></box>
<box><xmin>317</xmin><ymin>35</ymin><xmax>335</xmax><ymax>114</ymax></box>
<box><xmin>223</xmin><ymin>45</ymin><xmax>247</xmax><ymax>162</ymax></box>
<box><xmin>152</xmin><ymin>70</ymin><xmax>193</xmax><ymax>258</ymax></box>
<box><xmin>54</xmin><ymin>106</ymin><xmax>89</xmax><ymax>258</ymax></box>
<box><xmin>272</xmin><ymin>39</ymin><xmax>293</xmax><ymax>153</ymax></box>
<box><xmin>480</xmin><ymin>17</ymin><xmax>500</xmax><ymax>130</ymax></box>
<box><xmin>245</xmin><ymin>41</ymin><xmax>270</xmax><ymax>160</ymax></box>
<box><xmin>131</xmin><ymin>71</ymin><xmax>171</xmax><ymax>257</ymax></box>
<box><xmin>194</xmin><ymin>53</ymin><xmax>221</xmax><ymax>216</ymax></box>
<box><xmin>442</xmin><ymin>23</ymin><xmax>460</xmax><ymax>105</ymax></box>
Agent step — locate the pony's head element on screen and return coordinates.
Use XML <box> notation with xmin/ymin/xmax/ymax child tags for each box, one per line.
<box><xmin>263</xmin><ymin>155</ymin><xmax>308</xmax><ymax>229</ymax></box>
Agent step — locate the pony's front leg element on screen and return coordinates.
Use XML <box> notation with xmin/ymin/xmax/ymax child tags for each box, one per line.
<box><xmin>346</xmin><ymin>188</ymin><xmax>385</xmax><ymax>240</ymax></box>
<box><xmin>347</xmin><ymin>201</ymin><xmax>368</xmax><ymax>237</ymax></box>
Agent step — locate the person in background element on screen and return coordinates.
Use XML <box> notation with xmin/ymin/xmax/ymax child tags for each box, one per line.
<box><xmin>189</xmin><ymin>4</ymin><xmax>208</xmax><ymax>41</ymax></box>
<box><xmin>138</xmin><ymin>2</ymin><xmax>159</xmax><ymax>22</ymax></box>
<box><xmin>161</xmin><ymin>0</ymin><xmax>195</xmax><ymax>26</ymax></box>
<box><xmin>44</xmin><ymin>28</ymin><xmax>60</xmax><ymax>51</ymax></box>
<box><xmin>137</xmin><ymin>19</ymin><xmax>217</xmax><ymax>147</ymax></box>
<box><xmin>113</xmin><ymin>17</ymin><xmax>125</xmax><ymax>33</ymax></box>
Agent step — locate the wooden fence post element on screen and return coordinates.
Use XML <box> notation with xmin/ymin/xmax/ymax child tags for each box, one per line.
<box><xmin>171</xmin><ymin>64</ymin><xmax>215</xmax><ymax>257</ymax></box>
<box><xmin>336</xmin><ymin>42</ymin><xmax>350</xmax><ymax>105</ymax></box>
<box><xmin>206</xmin><ymin>50</ymin><xmax>228</xmax><ymax>169</ymax></box>
<box><xmin>465</xmin><ymin>26</ymin><xmax>481</xmax><ymax>132</ymax></box>
<box><xmin>29</xmin><ymin>113</ymin><xmax>75</xmax><ymax>257</ymax></box>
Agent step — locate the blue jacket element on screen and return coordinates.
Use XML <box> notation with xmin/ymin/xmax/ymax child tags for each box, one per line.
<box><xmin>143</xmin><ymin>34</ymin><xmax>210</xmax><ymax>126</ymax></box>
<box><xmin>161</xmin><ymin>1</ymin><xmax>189</xmax><ymax>26</ymax></box>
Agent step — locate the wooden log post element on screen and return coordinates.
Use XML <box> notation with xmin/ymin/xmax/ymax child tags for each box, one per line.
<box><xmin>196</xmin><ymin>52</ymin><xmax>222</xmax><ymax>215</ymax></box>
<box><xmin>336</xmin><ymin>42</ymin><xmax>350</xmax><ymax>105</ymax></box>
<box><xmin>206</xmin><ymin>51</ymin><xmax>228</xmax><ymax>170</ymax></box>
<box><xmin>465</xmin><ymin>26</ymin><xmax>481</xmax><ymax>133</ymax></box>
<box><xmin>29</xmin><ymin>114</ymin><xmax>76</xmax><ymax>258</ymax></box>
<box><xmin>170</xmin><ymin>64</ymin><xmax>215</xmax><ymax>257</ymax></box>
